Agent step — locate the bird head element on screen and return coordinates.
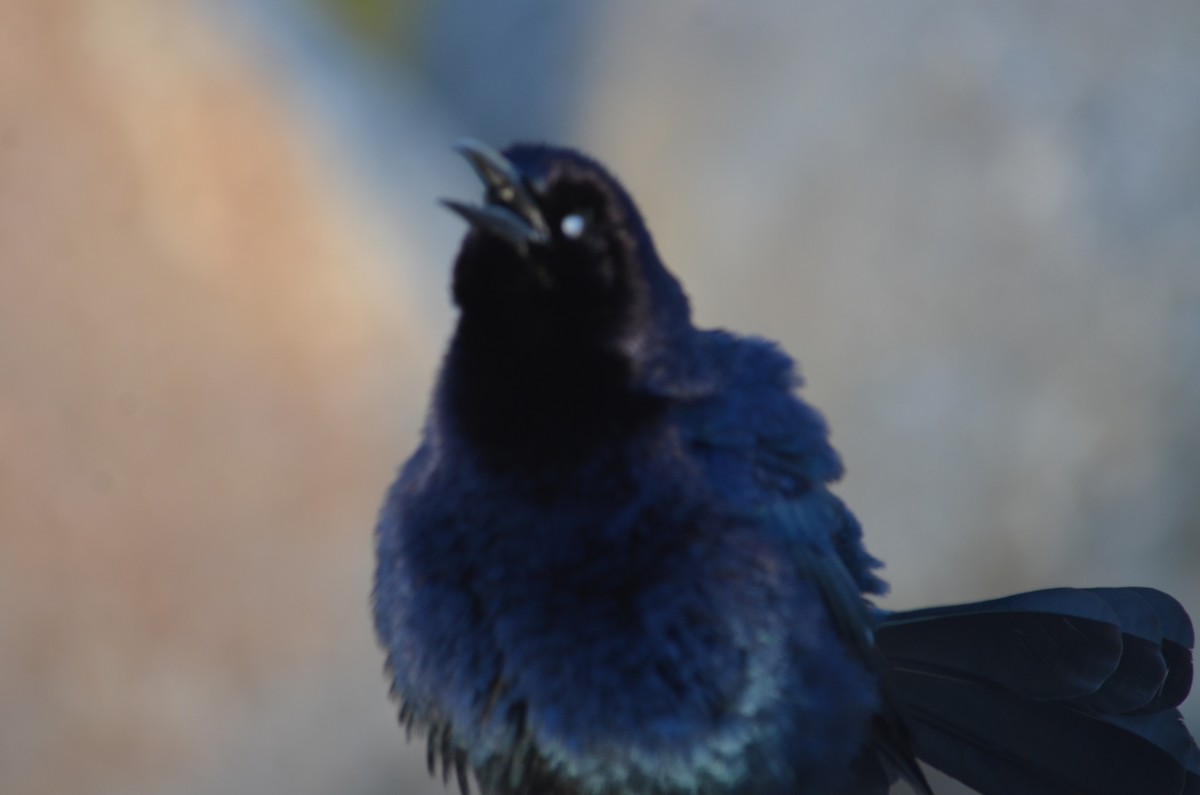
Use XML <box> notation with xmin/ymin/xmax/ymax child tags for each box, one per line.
<box><xmin>443</xmin><ymin>140</ymin><xmax>688</xmax><ymax>361</ymax></box>
<box><xmin>436</xmin><ymin>142</ymin><xmax>716</xmax><ymax>461</ymax></box>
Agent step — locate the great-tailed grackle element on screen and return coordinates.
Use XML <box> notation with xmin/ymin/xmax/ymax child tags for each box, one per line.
<box><xmin>372</xmin><ymin>140</ymin><xmax>1199</xmax><ymax>794</ymax></box>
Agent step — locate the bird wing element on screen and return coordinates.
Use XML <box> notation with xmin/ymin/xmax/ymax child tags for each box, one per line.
<box><xmin>770</xmin><ymin>497</ymin><xmax>934</xmax><ymax>795</ymax></box>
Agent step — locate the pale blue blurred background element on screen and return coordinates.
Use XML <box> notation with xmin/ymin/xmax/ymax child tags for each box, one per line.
<box><xmin>1</xmin><ymin>2</ymin><xmax>1196</xmax><ymax>794</ymax></box>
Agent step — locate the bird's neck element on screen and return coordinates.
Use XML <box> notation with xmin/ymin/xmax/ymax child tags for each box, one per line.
<box><xmin>439</xmin><ymin>318</ymin><xmax>664</xmax><ymax>470</ymax></box>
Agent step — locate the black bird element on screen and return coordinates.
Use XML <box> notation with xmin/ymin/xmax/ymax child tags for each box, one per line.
<box><xmin>372</xmin><ymin>139</ymin><xmax>1200</xmax><ymax>794</ymax></box>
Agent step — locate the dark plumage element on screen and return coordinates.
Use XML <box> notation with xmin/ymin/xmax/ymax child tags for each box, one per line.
<box><xmin>372</xmin><ymin>140</ymin><xmax>1199</xmax><ymax>794</ymax></box>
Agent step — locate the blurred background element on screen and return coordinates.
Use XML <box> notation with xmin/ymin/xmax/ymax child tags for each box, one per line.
<box><xmin>1</xmin><ymin>1</ymin><xmax>1196</xmax><ymax>793</ymax></box>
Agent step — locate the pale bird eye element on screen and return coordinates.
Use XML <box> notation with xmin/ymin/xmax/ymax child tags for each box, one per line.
<box><xmin>560</xmin><ymin>213</ymin><xmax>587</xmax><ymax>239</ymax></box>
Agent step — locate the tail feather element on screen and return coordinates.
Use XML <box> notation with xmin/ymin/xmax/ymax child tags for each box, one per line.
<box><xmin>1128</xmin><ymin>587</ymin><xmax>1195</xmax><ymax>714</ymax></box>
<box><xmin>890</xmin><ymin>668</ymin><xmax>1190</xmax><ymax>795</ymax></box>
<box><xmin>878</xmin><ymin>587</ymin><xmax>1199</xmax><ymax>795</ymax></box>
<box><xmin>1066</xmin><ymin>588</ymin><xmax>1168</xmax><ymax>714</ymax></box>
<box><xmin>1105</xmin><ymin>712</ymin><xmax>1200</xmax><ymax>778</ymax></box>
<box><xmin>880</xmin><ymin>588</ymin><xmax>1126</xmax><ymax>699</ymax></box>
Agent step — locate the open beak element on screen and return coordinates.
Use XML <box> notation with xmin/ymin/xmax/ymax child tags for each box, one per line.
<box><xmin>441</xmin><ymin>138</ymin><xmax>550</xmax><ymax>253</ymax></box>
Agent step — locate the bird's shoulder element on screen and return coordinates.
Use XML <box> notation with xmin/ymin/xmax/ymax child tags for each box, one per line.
<box><xmin>666</xmin><ymin>329</ymin><xmax>886</xmax><ymax>596</ymax></box>
<box><xmin>668</xmin><ymin>328</ymin><xmax>843</xmax><ymax>493</ymax></box>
